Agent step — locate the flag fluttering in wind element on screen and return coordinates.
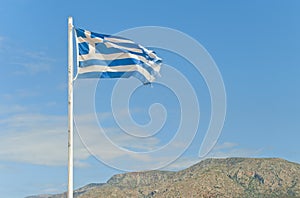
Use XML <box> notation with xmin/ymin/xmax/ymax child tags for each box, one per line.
<box><xmin>75</xmin><ymin>28</ymin><xmax>162</xmax><ymax>84</ymax></box>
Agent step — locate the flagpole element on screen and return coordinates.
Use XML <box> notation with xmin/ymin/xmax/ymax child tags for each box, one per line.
<box><xmin>67</xmin><ymin>16</ymin><xmax>74</xmax><ymax>198</ymax></box>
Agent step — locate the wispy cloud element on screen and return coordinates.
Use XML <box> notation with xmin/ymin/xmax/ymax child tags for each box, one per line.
<box><xmin>0</xmin><ymin>111</ymin><xmax>92</xmax><ymax>167</ymax></box>
<box><xmin>16</xmin><ymin>50</ymin><xmax>55</xmax><ymax>74</ymax></box>
<box><xmin>0</xmin><ymin>36</ymin><xmax>10</xmax><ymax>53</ymax></box>
<box><xmin>0</xmin><ymin>106</ymin><xmax>188</xmax><ymax>172</ymax></box>
<box><xmin>0</xmin><ymin>36</ymin><xmax>4</xmax><ymax>47</ymax></box>
<box><xmin>163</xmin><ymin>141</ymin><xmax>264</xmax><ymax>171</ymax></box>
<box><xmin>17</xmin><ymin>62</ymin><xmax>51</xmax><ymax>74</ymax></box>
<box><xmin>0</xmin><ymin>104</ymin><xmax>27</xmax><ymax>116</ymax></box>
<box><xmin>39</xmin><ymin>183</ymin><xmax>67</xmax><ymax>195</ymax></box>
<box><xmin>12</xmin><ymin>52</ymin><xmax>53</xmax><ymax>74</ymax></box>
<box><xmin>207</xmin><ymin>141</ymin><xmax>263</xmax><ymax>159</ymax></box>
<box><xmin>0</xmin><ymin>109</ymin><xmax>164</xmax><ymax>168</ymax></box>
<box><xmin>0</xmin><ymin>105</ymin><xmax>264</xmax><ymax>170</ymax></box>
<box><xmin>162</xmin><ymin>157</ymin><xmax>201</xmax><ymax>171</ymax></box>
<box><xmin>24</xmin><ymin>51</ymin><xmax>54</xmax><ymax>62</ymax></box>
<box><xmin>0</xmin><ymin>36</ymin><xmax>55</xmax><ymax>75</ymax></box>
<box><xmin>212</xmin><ymin>142</ymin><xmax>238</xmax><ymax>150</ymax></box>
<box><xmin>1</xmin><ymin>89</ymin><xmax>39</xmax><ymax>107</ymax></box>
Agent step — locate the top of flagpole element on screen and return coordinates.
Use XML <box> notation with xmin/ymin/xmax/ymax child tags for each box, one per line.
<box><xmin>68</xmin><ymin>16</ymin><xmax>73</xmax><ymax>27</ymax></box>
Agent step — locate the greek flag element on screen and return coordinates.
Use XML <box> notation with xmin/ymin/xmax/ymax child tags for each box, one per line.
<box><xmin>75</xmin><ymin>28</ymin><xmax>162</xmax><ymax>84</ymax></box>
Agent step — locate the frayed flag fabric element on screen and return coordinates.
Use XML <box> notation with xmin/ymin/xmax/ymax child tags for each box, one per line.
<box><xmin>74</xmin><ymin>28</ymin><xmax>162</xmax><ymax>84</ymax></box>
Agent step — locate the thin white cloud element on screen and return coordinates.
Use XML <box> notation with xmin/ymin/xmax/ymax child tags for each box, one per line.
<box><xmin>22</xmin><ymin>62</ymin><xmax>51</xmax><ymax>74</ymax></box>
<box><xmin>1</xmin><ymin>89</ymin><xmax>39</xmax><ymax>105</ymax></box>
<box><xmin>208</xmin><ymin>147</ymin><xmax>263</xmax><ymax>159</ymax></box>
<box><xmin>0</xmin><ymin>104</ymin><xmax>27</xmax><ymax>115</ymax></box>
<box><xmin>0</xmin><ymin>110</ymin><xmax>165</xmax><ymax>167</ymax></box>
<box><xmin>39</xmin><ymin>183</ymin><xmax>67</xmax><ymax>195</ymax></box>
<box><xmin>16</xmin><ymin>51</ymin><xmax>54</xmax><ymax>74</ymax></box>
<box><xmin>0</xmin><ymin>36</ymin><xmax>4</xmax><ymax>47</ymax></box>
<box><xmin>74</xmin><ymin>113</ymin><xmax>163</xmax><ymax>161</ymax></box>
<box><xmin>0</xmin><ymin>36</ymin><xmax>5</xmax><ymax>47</ymax></box>
<box><xmin>162</xmin><ymin>157</ymin><xmax>201</xmax><ymax>171</ymax></box>
<box><xmin>24</xmin><ymin>51</ymin><xmax>55</xmax><ymax>62</ymax></box>
<box><xmin>212</xmin><ymin>142</ymin><xmax>238</xmax><ymax>150</ymax></box>
<box><xmin>0</xmin><ymin>36</ymin><xmax>54</xmax><ymax>75</ymax></box>
<box><xmin>0</xmin><ymin>112</ymin><xmax>90</xmax><ymax>166</ymax></box>
<box><xmin>207</xmin><ymin>141</ymin><xmax>263</xmax><ymax>159</ymax></box>
<box><xmin>16</xmin><ymin>89</ymin><xmax>38</xmax><ymax>98</ymax></box>
<box><xmin>0</xmin><ymin>107</ymin><xmax>263</xmax><ymax>170</ymax></box>
<box><xmin>163</xmin><ymin>142</ymin><xmax>264</xmax><ymax>171</ymax></box>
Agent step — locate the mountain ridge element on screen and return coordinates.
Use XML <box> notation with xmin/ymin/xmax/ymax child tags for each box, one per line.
<box><xmin>26</xmin><ymin>157</ymin><xmax>300</xmax><ymax>198</ymax></box>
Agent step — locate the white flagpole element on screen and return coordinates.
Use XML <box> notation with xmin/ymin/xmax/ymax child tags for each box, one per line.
<box><xmin>67</xmin><ymin>16</ymin><xmax>74</xmax><ymax>198</ymax></box>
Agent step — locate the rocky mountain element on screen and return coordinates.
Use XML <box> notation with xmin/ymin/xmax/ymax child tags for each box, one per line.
<box><xmin>26</xmin><ymin>158</ymin><xmax>300</xmax><ymax>198</ymax></box>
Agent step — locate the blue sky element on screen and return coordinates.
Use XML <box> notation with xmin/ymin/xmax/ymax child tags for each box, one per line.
<box><xmin>0</xmin><ymin>0</ymin><xmax>299</xmax><ymax>197</ymax></box>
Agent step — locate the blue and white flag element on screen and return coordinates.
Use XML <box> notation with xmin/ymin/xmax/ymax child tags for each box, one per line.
<box><xmin>74</xmin><ymin>28</ymin><xmax>162</xmax><ymax>84</ymax></box>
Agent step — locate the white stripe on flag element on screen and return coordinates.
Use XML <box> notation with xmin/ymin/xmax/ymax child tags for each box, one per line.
<box><xmin>104</xmin><ymin>42</ymin><xmax>143</xmax><ymax>53</ymax></box>
<box><xmin>104</xmin><ymin>37</ymin><xmax>135</xmax><ymax>44</ymax></box>
<box><xmin>77</xmin><ymin>36</ymin><xmax>104</xmax><ymax>43</ymax></box>
<box><xmin>77</xmin><ymin>65</ymin><xmax>154</xmax><ymax>82</ymax></box>
<box><xmin>78</xmin><ymin>53</ymin><xmax>161</xmax><ymax>73</ymax></box>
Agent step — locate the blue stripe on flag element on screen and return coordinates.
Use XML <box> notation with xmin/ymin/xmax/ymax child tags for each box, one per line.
<box><xmin>94</xmin><ymin>43</ymin><xmax>157</xmax><ymax>63</ymax></box>
<box><xmin>77</xmin><ymin>71</ymin><xmax>148</xmax><ymax>84</ymax></box>
<box><xmin>95</xmin><ymin>43</ymin><xmax>123</xmax><ymax>54</ymax></box>
<box><xmin>76</xmin><ymin>28</ymin><xmax>133</xmax><ymax>41</ymax></box>
<box><xmin>75</xmin><ymin>29</ymin><xmax>87</xmax><ymax>38</ymax></box>
<box><xmin>79</xmin><ymin>58</ymin><xmax>156</xmax><ymax>76</ymax></box>
<box><xmin>112</xmin><ymin>42</ymin><xmax>140</xmax><ymax>49</ymax></box>
<box><xmin>79</xmin><ymin>58</ymin><xmax>140</xmax><ymax>67</ymax></box>
<box><xmin>78</xmin><ymin>42</ymin><xmax>89</xmax><ymax>55</ymax></box>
